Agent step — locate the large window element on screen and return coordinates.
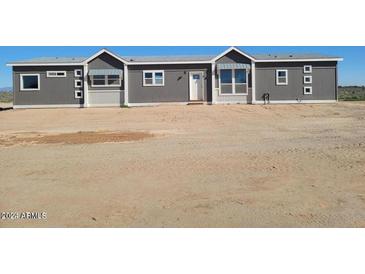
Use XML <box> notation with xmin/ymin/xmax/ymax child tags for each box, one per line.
<box><xmin>143</xmin><ymin>71</ymin><xmax>165</xmax><ymax>86</ymax></box>
<box><xmin>91</xmin><ymin>74</ymin><xmax>121</xmax><ymax>87</ymax></box>
<box><xmin>219</xmin><ymin>69</ymin><xmax>247</xmax><ymax>95</ymax></box>
<box><xmin>276</xmin><ymin>69</ymin><xmax>288</xmax><ymax>85</ymax></box>
<box><xmin>20</xmin><ymin>74</ymin><xmax>40</xmax><ymax>91</ymax></box>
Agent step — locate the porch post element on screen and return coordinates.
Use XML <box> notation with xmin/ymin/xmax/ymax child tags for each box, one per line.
<box><xmin>83</xmin><ymin>63</ymin><xmax>89</xmax><ymax>107</ymax></box>
<box><xmin>251</xmin><ymin>61</ymin><xmax>256</xmax><ymax>104</ymax></box>
<box><xmin>211</xmin><ymin>63</ymin><xmax>216</xmax><ymax>104</ymax></box>
<box><xmin>124</xmin><ymin>64</ymin><xmax>129</xmax><ymax>106</ymax></box>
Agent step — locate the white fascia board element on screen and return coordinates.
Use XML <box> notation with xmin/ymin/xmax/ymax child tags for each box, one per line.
<box><xmin>211</xmin><ymin>46</ymin><xmax>256</xmax><ymax>62</ymax></box>
<box><xmin>127</xmin><ymin>60</ymin><xmax>213</xmax><ymax>65</ymax></box>
<box><xmin>7</xmin><ymin>63</ymin><xmax>83</xmax><ymax>66</ymax></box>
<box><xmin>83</xmin><ymin>48</ymin><xmax>128</xmax><ymax>64</ymax></box>
<box><xmin>255</xmin><ymin>58</ymin><xmax>343</xmax><ymax>62</ymax></box>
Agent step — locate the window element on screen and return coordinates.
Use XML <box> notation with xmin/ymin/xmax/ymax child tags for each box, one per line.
<box><xmin>219</xmin><ymin>69</ymin><xmax>248</xmax><ymax>95</ymax></box>
<box><xmin>20</xmin><ymin>74</ymin><xmax>40</xmax><ymax>91</ymax></box>
<box><xmin>143</xmin><ymin>71</ymin><xmax>165</xmax><ymax>86</ymax></box>
<box><xmin>74</xmin><ymin>69</ymin><xmax>82</xmax><ymax>77</ymax></box>
<box><xmin>303</xmin><ymin>86</ymin><xmax>312</xmax><ymax>95</ymax></box>
<box><xmin>276</xmin><ymin>69</ymin><xmax>288</xmax><ymax>85</ymax></box>
<box><xmin>75</xmin><ymin>79</ymin><xmax>83</xmax><ymax>88</ymax></box>
<box><xmin>47</xmin><ymin>71</ymin><xmax>66</xmax><ymax>78</ymax></box>
<box><xmin>91</xmin><ymin>74</ymin><xmax>121</xmax><ymax>87</ymax></box>
<box><xmin>74</xmin><ymin>90</ymin><xmax>83</xmax><ymax>99</ymax></box>
<box><xmin>304</xmin><ymin>65</ymin><xmax>312</xmax><ymax>73</ymax></box>
<box><xmin>304</xmin><ymin>75</ymin><xmax>312</xmax><ymax>84</ymax></box>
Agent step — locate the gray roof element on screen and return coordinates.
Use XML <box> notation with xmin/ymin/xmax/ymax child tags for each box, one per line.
<box><xmin>252</xmin><ymin>53</ymin><xmax>341</xmax><ymax>60</ymax></box>
<box><xmin>8</xmin><ymin>49</ymin><xmax>341</xmax><ymax>65</ymax></box>
<box><xmin>10</xmin><ymin>56</ymin><xmax>86</xmax><ymax>64</ymax></box>
<box><xmin>121</xmin><ymin>55</ymin><xmax>215</xmax><ymax>62</ymax></box>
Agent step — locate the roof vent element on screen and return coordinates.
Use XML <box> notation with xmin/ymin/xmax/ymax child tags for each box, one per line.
<box><xmin>129</xmin><ymin>59</ymin><xmax>134</xmax><ymax>61</ymax></box>
<box><xmin>289</xmin><ymin>55</ymin><xmax>293</xmax><ymax>57</ymax></box>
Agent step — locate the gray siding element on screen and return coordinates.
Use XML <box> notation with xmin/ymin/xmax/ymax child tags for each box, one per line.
<box><xmin>216</xmin><ymin>50</ymin><xmax>252</xmax><ymax>64</ymax></box>
<box><xmin>88</xmin><ymin>52</ymin><xmax>125</xmax><ymax>91</ymax></box>
<box><xmin>13</xmin><ymin>66</ymin><xmax>83</xmax><ymax>106</ymax></box>
<box><xmin>255</xmin><ymin>61</ymin><xmax>337</xmax><ymax>101</ymax></box>
<box><xmin>128</xmin><ymin>64</ymin><xmax>212</xmax><ymax>103</ymax></box>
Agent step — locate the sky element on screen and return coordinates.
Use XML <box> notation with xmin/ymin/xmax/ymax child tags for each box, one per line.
<box><xmin>0</xmin><ymin>46</ymin><xmax>364</xmax><ymax>87</ymax></box>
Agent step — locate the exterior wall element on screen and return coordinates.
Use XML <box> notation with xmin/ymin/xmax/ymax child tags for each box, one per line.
<box><xmin>13</xmin><ymin>66</ymin><xmax>83</xmax><ymax>106</ymax></box>
<box><xmin>87</xmin><ymin>52</ymin><xmax>125</xmax><ymax>106</ymax></box>
<box><xmin>255</xmin><ymin>61</ymin><xmax>337</xmax><ymax>101</ymax></box>
<box><xmin>128</xmin><ymin>64</ymin><xmax>212</xmax><ymax>104</ymax></box>
<box><xmin>215</xmin><ymin>50</ymin><xmax>253</xmax><ymax>104</ymax></box>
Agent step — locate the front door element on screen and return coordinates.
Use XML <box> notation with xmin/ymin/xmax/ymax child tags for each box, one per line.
<box><xmin>189</xmin><ymin>71</ymin><xmax>204</xmax><ymax>101</ymax></box>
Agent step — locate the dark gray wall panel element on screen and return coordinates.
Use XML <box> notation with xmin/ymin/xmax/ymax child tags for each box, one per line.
<box><xmin>88</xmin><ymin>52</ymin><xmax>125</xmax><ymax>91</ymax></box>
<box><xmin>216</xmin><ymin>50</ymin><xmax>252</xmax><ymax>64</ymax></box>
<box><xmin>255</xmin><ymin>61</ymin><xmax>337</xmax><ymax>101</ymax></box>
<box><xmin>13</xmin><ymin>66</ymin><xmax>83</xmax><ymax>106</ymax></box>
<box><xmin>128</xmin><ymin>64</ymin><xmax>212</xmax><ymax>103</ymax></box>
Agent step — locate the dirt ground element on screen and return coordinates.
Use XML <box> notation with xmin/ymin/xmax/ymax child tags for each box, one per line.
<box><xmin>0</xmin><ymin>102</ymin><xmax>365</xmax><ymax>227</ymax></box>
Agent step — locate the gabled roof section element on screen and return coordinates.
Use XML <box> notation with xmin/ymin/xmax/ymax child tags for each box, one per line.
<box><xmin>212</xmin><ymin>46</ymin><xmax>256</xmax><ymax>62</ymax></box>
<box><xmin>122</xmin><ymin>55</ymin><xmax>215</xmax><ymax>64</ymax></box>
<box><xmin>7</xmin><ymin>56</ymin><xmax>86</xmax><ymax>66</ymax></box>
<box><xmin>84</xmin><ymin>48</ymin><xmax>128</xmax><ymax>64</ymax></box>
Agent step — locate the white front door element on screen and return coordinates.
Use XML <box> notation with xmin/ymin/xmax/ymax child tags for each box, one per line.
<box><xmin>189</xmin><ymin>71</ymin><xmax>204</xmax><ymax>101</ymax></box>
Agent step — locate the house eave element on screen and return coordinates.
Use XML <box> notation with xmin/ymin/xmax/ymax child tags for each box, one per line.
<box><xmin>255</xmin><ymin>58</ymin><xmax>343</xmax><ymax>62</ymax></box>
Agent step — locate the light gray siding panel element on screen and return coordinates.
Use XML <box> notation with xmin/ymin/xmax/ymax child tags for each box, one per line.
<box><xmin>255</xmin><ymin>61</ymin><xmax>337</xmax><ymax>101</ymax></box>
<box><xmin>13</xmin><ymin>66</ymin><xmax>83</xmax><ymax>106</ymax></box>
<box><xmin>88</xmin><ymin>52</ymin><xmax>125</xmax><ymax>91</ymax></box>
<box><xmin>128</xmin><ymin>64</ymin><xmax>212</xmax><ymax>103</ymax></box>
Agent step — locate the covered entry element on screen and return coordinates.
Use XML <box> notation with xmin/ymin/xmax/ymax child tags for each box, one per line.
<box><xmin>87</xmin><ymin>69</ymin><xmax>124</xmax><ymax>107</ymax></box>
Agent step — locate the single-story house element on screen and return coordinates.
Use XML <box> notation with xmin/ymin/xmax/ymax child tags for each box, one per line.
<box><xmin>7</xmin><ymin>47</ymin><xmax>343</xmax><ymax>108</ymax></box>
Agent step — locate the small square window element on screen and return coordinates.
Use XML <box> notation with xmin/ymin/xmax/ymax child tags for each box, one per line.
<box><xmin>75</xmin><ymin>79</ymin><xmax>83</xmax><ymax>88</ymax></box>
<box><xmin>304</xmin><ymin>75</ymin><xmax>312</xmax><ymax>84</ymax></box>
<box><xmin>304</xmin><ymin>65</ymin><xmax>312</xmax><ymax>73</ymax></box>
<box><xmin>303</xmin><ymin>86</ymin><xmax>312</xmax><ymax>95</ymax></box>
<box><xmin>74</xmin><ymin>69</ymin><xmax>82</xmax><ymax>77</ymax></box>
<box><xmin>74</xmin><ymin>90</ymin><xmax>83</xmax><ymax>99</ymax></box>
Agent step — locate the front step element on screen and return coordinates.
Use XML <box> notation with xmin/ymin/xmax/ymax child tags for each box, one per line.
<box><xmin>188</xmin><ymin>101</ymin><xmax>204</xmax><ymax>105</ymax></box>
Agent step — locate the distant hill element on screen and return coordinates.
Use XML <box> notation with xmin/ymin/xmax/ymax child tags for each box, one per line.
<box><xmin>0</xmin><ymin>86</ymin><xmax>12</xmax><ymax>92</ymax></box>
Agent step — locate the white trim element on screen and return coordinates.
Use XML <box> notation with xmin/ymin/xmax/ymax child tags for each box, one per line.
<box><xmin>83</xmin><ymin>48</ymin><xmax>128</xmax><ymax>64</ymax></box>
<box><xmin>254</xmin><ymin>100</ymin><xmax>336</xmax><ymax>104</ymax></box>
<box><xmin>304</xmin><ymin>75</ymin><xmax>312</xmax><ymax>84</ymax></box>
<box><xmin>74</xmin><ymin>69</ymin><xmax>82</xmax><ymax>77</ymax></box>
<box><xmin>304</xmin><ymin>65</ymin><xmax>312</xmax><ymax>73</ymax></box>
<box><xmin>143</xmin><ymin>70</ymin><xmax>165</xmax><ymax>86</ymax></box>
<box><xmin>90</xmin><ymin>74</ymin><xmax>122</xmax><ymax>87</ymax></box>
<box><xmin>74</xmin><ymin>79</ymin><xmax>83</xmax><ymax>88</ymax></box>
<box><xmin>74</xmin><ymin>90</ymin><xmax>83</xmax><ymax>99</ymax></box>
<box><xmin>20</xmin><ymin>74</ymin><xmax>40</xmax><ymax>91</ymax></box>
<box><xmin>211</xmin><ymin>63</ymin><xmax>217</xmax><ymax>104</ymax></box>
<box><xmin>46</xmin><ymin>71</ymin><xmax>66</xmax><ymax>78</ymax></box>
<box><xmin>251</xmin><ymin>61</ymin><xmax>256</xmax><ymax>103</ymax></box>
<box><xmin>303</xmin><ymin>86</ymin><xmax>313</xmax><ymax>95</ymax></box>
<box><xmin>256</xmin><ymin>58</ymin><xmax>343</xmax><ymax>62</ymax></box>
<box><xmin>276</xmin><ymin>69</ymin><xmax>288</xmax><ymax>85</ymax></box>
<box><xmin>189</xmin><ymin>71</ymin><xmax>204</xmax><ymax>101</ymax></box>
<box><xmin>212</xmin><ymin>46</ymin><xmax>255</xmax><ymax>62</ymax></box>
<box><xmin>124</xmin><ymin>65</ymin><xmax>129</xmax><ymax>106</ymax></box>
<box><xmin>128</xmin><ymin>102</ymin><xmax>189</xmax><ymax>107</ymax></box>
<box><xmin>83</xmin><ymin>64</ymin><xmax>89</xmax><ymax>108</ymax></box>
<box><xmin>13</xmin><ymin>104</ymin><xmax>82</xmax><ymax>109</ymax></box>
